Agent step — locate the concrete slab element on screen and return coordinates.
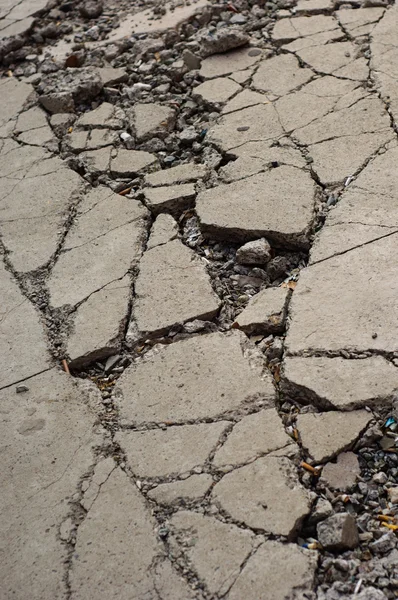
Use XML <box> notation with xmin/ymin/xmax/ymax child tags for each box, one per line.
<box><xmin>143</xmin><ymin>183</ymin><xmax>196</xmax><ymax>214</ymax></box>
<box><xmin>147</xmin><ymin>474</ymin><xmax>213</xmax><ymax>504</ymax></box>
<box><xmin>147</xmin><ymin>213</ymin><xmax>179</xmax><ymax>249</ymax></box>
<box><xmin>199</xmin><ymin>47</ymin><xmax>262</xmax><ymax>79</ymax></box>
<box><xmin>131</xmin><ymin>103</ymin><xmax>175</xmax><ymax>141</ymax></box>
<box><xmin>252</xmin><ymin>54</ymin><xmax>313</xmax><ymax>97</ymax></box>
<box><xmin>233</xmin><ymin>286</ymin><xmax>290</xmax><ymax>334</ymax></box>
<box><xmin>193</xmin><ymin>76</ymin><xmax>242</xmax><ymax>104</ymax></box>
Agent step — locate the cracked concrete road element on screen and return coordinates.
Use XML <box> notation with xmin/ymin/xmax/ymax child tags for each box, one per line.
<box><xmin>1</xmin><ymin>1</ymin><xmax>398</xmax><ymax>599</ymax></box>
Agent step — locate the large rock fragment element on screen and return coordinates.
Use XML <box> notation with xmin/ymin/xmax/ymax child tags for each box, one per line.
<box><xmin>130</xmin><ymin>239</ymin><xmax>220</xmax><ymax>338</ymax></box>
<box><xmin>116</xmin><ymin>422</ymin><xmax>227</xmax><ymax>477</ymax></box>
<box><xmin>169</xmin><ymin>511</ymin><xmax>255</xmax><ymax>596</ymax></box>
<box><xmin>196</xmin><ymin>167</ymin><xmax>315</xmax><ymax>247</ymax></box>
<box><xmin>115</xmin><ymin>331</ymin><xmax>275</xmax><ymax>424</ymax></box>
<box><xmin>38</xmin><ymin>68</ymin><xmax>103</xmax><ymax>113</ymax></box>
<box><xmin>48</xmin><ymin>186</ymin><xmax>148</xmax><ymax>308</ymax></box>
<box><xmin>236</xmin><ymin>238</ymin><xmax>271</xmax><ymax>265</ymax></box>
<box><xmin>317</xmin><ymin>513</ymin><xmax>359</xmax><ymax>550</ymax></box>
<box><xmin>1</xmin><ymin>370</ymin><xmax>101</xmax><ymax>600</ymax></box>
<box><xmin>282</xmin><ymin>356</ymin><xmax>398</xmax><ymax>410</ymax></box>
<box><xmin>228</xmin><ymin>541</ymin><xmax>316</xmax><ymax>600</ymax></box>
<box><xmin>212</xmin><ymin>456</ymin><xmax>310</xmax><ymax>536</ymax></box>
<box><xmin>296</xmin><ymin>410</ymin><xmax>372</xmax><ymax>462</ymax></box>
<box><xmin>199</xmin><ymin>27</ymin><xmax>249</xmax><ymax>57</ymax></box>
<box><xmin>0</xmin><ymin>261</ymin><xmax>49</xmax><ymax>388</ymax></box>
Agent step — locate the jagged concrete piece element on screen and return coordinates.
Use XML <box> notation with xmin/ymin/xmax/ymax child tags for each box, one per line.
<box><xmin>283</xmin><ymin>356</ymin><xmax>398</xmax><ymax>410</ymax></box>
<box><xmin>199</xmin><ymin>47</ymin><xmax>262</xmax><ymax>79</ymax></box>
<box><xmin>68</xmin><ymin>277</ymin><xmax>131</xmax><ymax>368</ymax></box>
<box><xmin>115</xmin><ymin>331</ymin><xmax>275</xmax><ymax>424</ymax></box>
<box><xmin>337</xmin><ymin>7</ymin><xmax>385</xmax><ymax>36</ymax></box>
<box><xmin>213</xmin><ymin>409</ymin><xmax>292</xmax><ymax>467</ymax></box>
<box><xmin>0</xmin><ymin>261</ymin><xmax>50</xmax><ymax>388</ymax></box>
<box><xmin>213</xmin><ymin>457</ymin><xmax>310</xmax><ymax>536</ymax></box>
<box><xmin>169</xmin><ymin>511</ymin><xmax>255</xmax><ymax>596</ymax></box>
<box><xmin>222</xmin><ymin>88</ymin><xmax>268</xmax><ymax>114</ymax></box>
<box><xmin>110</xmin><ymin>149</ymin><xmax>157</xmax><ymax>177</ymax></box>
<box><xmin>297</xmin><ymin>410</ymin><xmax>372</xmax><ymax>463</ymax></box>
<box><xmin>147</xmin><ymin>475</ymin><xmax>213</xmax><ymax>504</ymax></box>
<box><xmin>0</xmin><ymin>145</ymin><xmax>83</xmax><ymax>272</ymax></box>
<box><xmin>70</xmin><ymin>467</ymin><xmax>187</xmax><ymax>600</ymax></box>
<box><xmin>196</xmin><ymin>167</ymin><xmax>315</xmax><ymax>247</ymax></box>
<box><xmin>272</xmin><ymin>14</ymin><xmax>340</xmax><ymax>42</ymax></box>
<box><xmin>48</xmin><ymin>186</ymin><xmax>148</xmax><ymax>307</ymax></box>
<box><xmin>193</xmin><ymin>76</ymin><xmax>242</xmax><ymax>104</ymax></box>
<box><xmin>233</xmin><ymin>287</ymin><xmax>290</xmax><ymax>334</ymax></box>
<box><xmin>0</xmin><ymin>78</ymin><xmax>32</xmax><ymax>129</ymax></box>
<box><xmin>81</xmin><ymin>457</ymin><xmax>116</xmax><ymax>511</ymax></box>
<box><xmin>143</xmin><ymin>183</ymin><xmax>196</xmax><ymax>214</ymax></box>
<box><xmin>310</xmin><ymin>144</ymin><xmax>398</xmax><ymax>261</ymax></box>
<box><xmin>1</xmin><ymin>370</ymin><xmax>101</xmax><ymax>600</ymax></box>
<box><xmin>228</xmin><ymin>541</ymin><xmax>316</xmax><ymax>600</ymax></box>
<box><xmin>116</xmin><ymin>422</ymin><xmax>227</xmax><ymax>477</ymax></box>
<box><xmin>131</xmin><ymin>239</ymin><xmax>221</xmax><ymax>337</ymax></box>
<box><xmin>144</xmin><ymin>162</ymin><xmax>208</xmax><ymax>187</ymax></box>
<box><xmin>322</xmin><ymin>452</ymin><xmax>360</xmax><ymax>491</ymax></box>
<box><xmin>296</xmin><ymin>41</ymin><xmax>368</xmax><ymax>80</ymax></box>
<box><xmin>252</xmin><ymin>54</ymin><xmax>313</xmax><ymax>97</ymax></box>
<box><xmin>286</xmin><ymin>233</ymin><xmax>398</xmax><ymax>353</ymax></box>
<box><xmin>131</xmin><ymin>103</ymin><xmax>175</xmax><ymax>141</ymax></box>
<box><xmin>147</xmin><ymin>214</ymin><xmax>178</xmax><ymax>249</ymax></box>
<box><xmin>76</xmin><ymin>102</ymin><xmax>120</xmax><ymax>129</ymax></box>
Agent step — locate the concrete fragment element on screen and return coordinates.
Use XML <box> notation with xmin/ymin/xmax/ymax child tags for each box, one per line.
<box><xmin>143</xmin><ymin>183</ymin><xmax>196</xmax><ymax>214</ymax></box>
<box><xmin>337</xmin><ymin>7</ymin><xmax>384</xmax><ymax>36</ymax></box>
<box><xmin>199</xmin><ymin>27</ymin><xmax>249</xmax><ymax>57</ymax></box>
<box><xmin>144</xmin><ymin>162</ymin><xmax>208</xmax><ymax>187</ymax></box>
<box><xmin>131</xmin><ymin>239</ymin><xmax>220</xmax><ymax>337</ymax></box>
<box><xmin>147</xmin><ymin>214</ymin><xmax>178</xmax><ymax>249</ymax></box>
<box><xmin>169</xmin><ymin>511</ymin><xmax>254</xmax><ymax>596</ymax></box>
<box><xmin>147</xmin><ymin>475</ymin><xmax>213</xmax><ymax>504</ymax></box>
<box><xmin>1</xmin><ymin>370</ymin><xmax>100</xmax><ymax>599</ymax></box>
<box><xmin>233</xmin><ymin>286</ymin><xmax>289</xmax><ymax>334</ymax></box>
<box><xmin>285</xmin><ymin>234</ymin><xmax>398</xmax><ymax>353</ymax></box>
<box><xmin>222</xmin><ymin>88</ymin><xmax>267</xmax><ymax>114</ymax></box>
<box><xmin>282</xmin><ymin>356</ymin><xmax>398</xmax><ymax>410</ymax></box>
<box><xmin>48</xmin><ymin>186</ymin><xmax>148</xmax><ymax>307</ymax></box>
<box><xmin>296</xmin><ymin>0</ymin><xmax>333</xmax><ymax>13</ymax></box>
<box><xmin>196</xmin><ymin>167</ymin><xmax>315</xmax><ymax>247</ymax></box>
<box><xmin>272</xmin><ymin>14</ymin><xmax>339</xmax><ymax>42</ymax></box>
<box><xmin>322</xmin><ymin>452</ymin><xmax>360</xmax><ymax>491</ymax></box>
<box><xmin>0</xmin><ymin>261</ymin><xmax>49</xmax><ymax>388</ymax></box>
<box><xmin>253</xmin><ymin>54</ymin><xmax>313</xmax><ymax>97</ymax></box>
<box><xmin>317</xmin><ymin>513</ymin><xmax>359</xmax><ymax>550</ymax></box>
<box><xmin>81</xmin><ymin>147</ymin><xmax>111</xmax><ymax>174</ymax></box>
<box><xmin>0</xmin><ymin>78</ymin><xmax>32</xmax><ymax>128</ymax></box>
<box><xmin>297</xmin><ymin>410</ymin><xmax>372</xmax><ymax>463</ymax></box>
<box><xmin>199</xmin><ymin>47</ymin><xmax>262</xmax><ymax>79</ymax></box>
<box><xmin>212</xmin><ymin>456</ymin><xmax>310</xmax><ymax>536</ymax></box>
<box><xmin>183</xmin><ymin>49</ymin><xmax>201</xmax><ymax>70</ymax></box>
<box><xmin>115</xmin><ymin>331</ymin><xmax>275</xmax><ymax>424</ymax></box>
<box><xmin>213</xmin><ymin>408</ymin><xmax>292</xmax><ymax>467</ymax></box>
<box><xmin>81</xmin><ymin>457</ymin><xmax>116</xmax><ymax>511</ymax></box>
<box><xmin>97</xmin><ymin>67</ymin><xmax>127</xmax><ymax>86</ymax></box>
<box><xmin>68</xmin><ymin>277</ymin><xmax>131</xmax><ymax>368</ymax></box>
<box><xmin>228</xmin><ymin>541</ymin><xmax>316</xmax><ymax>600</ymax></box>
<box><xmin>116</xmin><ymin>422</ymin><xmax>226</xmax><ymax>477</ymax></box>
<box><xmin>86</xmin><ymin>128</ymin><xmax>117</xmax><ymax>150</ymax></box>
<box><xmin>296</xmin><ymin>41</ymin><xmax>368</xmax><ymax>80</ymax></box>
<box><xmin>76</xmin><ymin>102</ymin><xmax>121</xmax><ymax>129</ymax></box>
<box><xmin>371</xmin><ymin>5</ymin><xmax>398</xmax><ymax>122</ymax></box>
<box><xmin>110</xmin><ymin>149</ymin><xmax>157</xmax><ymax>177</ymax></box>
<box><xmin>131</xmin><ymin>103</ymin><xmax>175</xmax><ymax>141</ymax></box>
<box><xmin>193</xmin><ymin>77</ymin><xmax>241</xmax><ymax>104</ymax></box>
<box><xmin>236</xmin><ymin>238</ymin><xmax>272</xmax><ymax>264</ymax></box>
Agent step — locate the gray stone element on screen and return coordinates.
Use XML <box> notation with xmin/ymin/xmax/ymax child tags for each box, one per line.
<box><xmin>285</xmin><ymin>234</ymin><xmax>398</xmax><ymax>353</ymax></box>
<box><xmin>169</xmin><ymin>511</ymin><xmax>255</xmax><ymax>596</ymax></box>
<box><xmin>252</xmin><ymin>54</ymin><xmax>313</xmax><ymax>98</ymax></box>
<box><xmin>143</xmin><ymin>183</ymin><xmax>196</xmax><ymax>214</ymax></box>
<box><xmin>97</xmin><ymin>67</ymin><xmax>127</xmax><ymax>86</ymax></box>
<box><xmin>147</xmin><ymin>214</ymin><xmax>178</xmax><ymax>249</ymax></box>
<box><xmin>1</xmin><ymin>369</ymin><xmax>101</xmax><ymax>599</ymax></box>
<box><xmin>369</xmin><ymin>532</ymin><xmax>397</xmax><ymax>555</ymax></box>
<box><xmin>131</xmin><ymin>239</ymin><xmax>220</xmax><ymax>338</ymax></box>
<box><xmin>236</xmin><ymin>238</ymin><xmax>272</xmax><ymax>265</ymax></box>
<box><xmin>317</xmin><ymin>513</ymin><xmax>359</xmax><ymax>550</ymax></box>
<box><xmin>48</xmin><ymin>186</ymin><xmax>148</xmax><ymax>307</ymax></box>
<box><xmin>38</xmin><ymin>68</ymin><xmax>103</xmax><ymax>114</ymax></box>
<box><xmin>147</xmin><ymin>475</ymin><xmax>213</xmax><ymax>504</ymax></box>
<box><xmin>193</xmin><ymin>77</ymin><xmax>242</xmax><ymax>104</ymax></box>
<box><xmin>110</xmin><ymin>149</ymin><xmax>157</xmax><ymax>177</ymax></box>
<box><xmin>116</xmin><ymin>422</ymin><xmax>226</xmax><ymax>477</ymax></box>
<box><xmin>296</xmin><ymin>410</ymin><xmax>372</xmax><ymax>463</ymax></box>
<box><xmin>233</xmin><ymin>287</ymin><xmax>290</xmax><ymax>334</ymax></box>
<box><xmin>213</xmin><ymin>408</ymin><xmax>292</xmax><ymax>467</ymax></box>
<box><xmin>115</xmin><ymin>331</ymin><xmax>275</xmax><ymax>424</ymax></box>
<box><xmin>0</xmin><ymin>142</ymin><xmax>83</xmax><ymax>272</ymax></box>
<box><xmin>144</xmin><ymin>162</ymin><xmax>208</xmax><ymax>187</ymax></box>
<box><xmin>310</xmin><ymin>497</ymin><xmax>334</xmax><ymax>524</ymax></box>
<box><xmin>212</xmin><ymin>456</ymin><xmax>310</xmax><ymax>536</ymax></box>
<box><xmin>322</xmin><ymin>452</ymin><xmax>361</xmax><ymax>491</ymax></box>
<box><xmin>0</xmin><ymin>261</ymin><xmax>49</xmax><ymax>389</ymax></box>
<box><xmin>183</xmin><ymin>49</ymin><xmax>201</xmax><ymax>70</ymax></box>
<box><xmin>131</xmin><ymin>103</ymin><xmax>175</xmax><ymax>141</ymax></box>
<box><xmin>282</xmin><ymin>356</ymin><xmax>398</xmax><ymax>410</ymax></box>
<box><xmin>68</xmin><ymin>276</ymin><xmax>131</xmax><ymax>368</ymax></box>
<box><xmin>196</xmin><ymin>167</ymin><xmax>315</xmax><ymax>247</ymax></box>
<box><xmin>199</xmin><ymin>27</ymin><xmax>249</xmax><ymax>57</ymax></box>
<box><xmin>199</xmin><ymin>47</ymin><xmax>262</xmax><ymax>79</ymax></box>
<box><xmin>228</xmin><ymin>541</ymin><xmax>316</xmax><ymax>600</ymax></box>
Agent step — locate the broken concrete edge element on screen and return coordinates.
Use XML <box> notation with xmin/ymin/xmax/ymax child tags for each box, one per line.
<box><xmin>232</xmin><ymin>287</ymin><xmax>293</xmax><ymax>335</ymax></box>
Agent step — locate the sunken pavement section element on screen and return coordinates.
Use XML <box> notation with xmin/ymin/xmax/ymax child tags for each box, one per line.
<box><xmin>1</xmin><ymin>1</ymin><xmax>398</xmax><ymax>599</ymax></box>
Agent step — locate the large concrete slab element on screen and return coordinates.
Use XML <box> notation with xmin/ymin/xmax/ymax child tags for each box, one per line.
<box><xmin>286</xmin><ymin>233</ymin><xmax>398</xmax><ymax>353</ymax></box>
<box><xmin>0</xmin><ymin>260</ymin><xmax>50</xmax><ymax>389</ymax></box>
<box><xmin>196</xmin><ymin>166</ymin><xmax>315</xmax><ymax>247</ymax></box>
<box><xmin>115</xmin><ymin>331</ymin><xmax>275</xmax><ymax>425</ymax></box>
<box><xmin>1</xmin><ymin>369</ymin><xmax>101</xmax><ymax>600</ymax></box>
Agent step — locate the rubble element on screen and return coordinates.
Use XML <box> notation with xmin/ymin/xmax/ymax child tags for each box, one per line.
<box><xmin>317</xmin><ymin>513</ymin><xmax>359</xmax><ymax>551</ymax></box>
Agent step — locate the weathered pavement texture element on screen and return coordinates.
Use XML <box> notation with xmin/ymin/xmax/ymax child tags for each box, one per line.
<box><xmin>2</xmin><ymin>0</ymin><xmax>398</xmax><ymax>599</ymax></box>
